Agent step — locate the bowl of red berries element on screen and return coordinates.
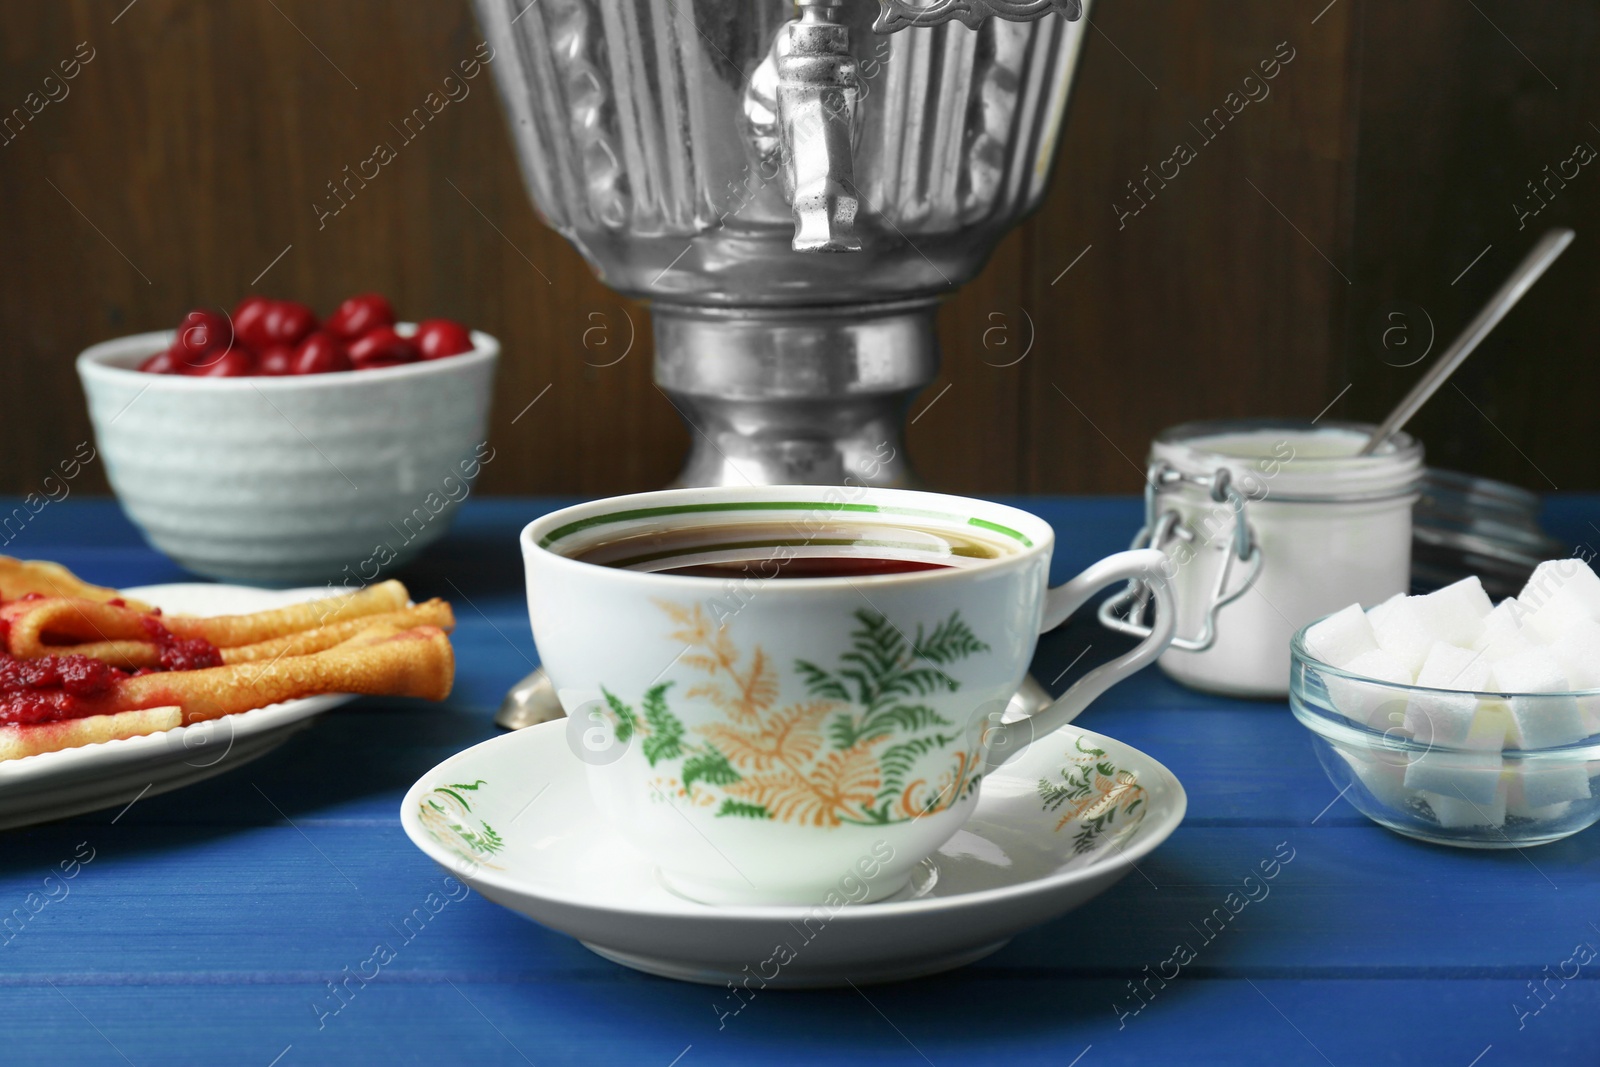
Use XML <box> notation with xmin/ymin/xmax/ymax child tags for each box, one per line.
<box><xmin>78</xmin><ymin>294</ymin><xmax>499</xmax><ymax>585</ymax></box>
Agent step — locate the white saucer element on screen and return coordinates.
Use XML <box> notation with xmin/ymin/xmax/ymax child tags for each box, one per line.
<box><xmin>0</xmin><ymin>584</ymin><xmax>353</xmax><ymax>829</ymax></box>
<box><xmin>402</xmin><ymin>717</ymin><xmax>1186</xmax><ymax>987</ymax></box>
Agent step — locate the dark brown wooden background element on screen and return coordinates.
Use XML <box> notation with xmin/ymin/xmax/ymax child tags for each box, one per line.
<box><xmin>4</xmin><ymin>0</ymin><xmax>1597</xmax><ymax>499</ymax></box>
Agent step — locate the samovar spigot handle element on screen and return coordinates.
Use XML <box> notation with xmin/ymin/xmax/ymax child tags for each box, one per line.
<box><xmin>778</xmin><ymin>0</ymin><xmax>862</xmax><ymax>253</ymax></box>
<box><xmin>873</xmin><ymin>0</ymin><xmax>1083</xmax><ymax>33</ymax></box>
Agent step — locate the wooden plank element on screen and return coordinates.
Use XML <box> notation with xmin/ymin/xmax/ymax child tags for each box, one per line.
<box><xmin>1344</xmin><ymin>0</ymin><xmax>1600</xmax><ymax>492</ymax></box>
<box><xmin>3</xmin><ymin>823</ymin><xmax>1594</xmax><ymax>978</ymax></box>
<box><xmin>912</xmin><ymin>229</ymin><xmax>1030</xmax><ymax>492</ymax></box>
<box><xmin>1021</xmin><ymin>0</ymin><xmax>1359</xmax><ymax>492</ymax></box>
<box><xmin>3</xmin><ymin>979</ymin><xmax>1589</xmax><ymax>1066</ymax></box>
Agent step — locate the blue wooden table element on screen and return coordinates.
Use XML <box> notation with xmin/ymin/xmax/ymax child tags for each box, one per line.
<box><xmin>4</xmin><ymin>496</ymin><xmax>1598</xmax><ymax>1067</ymax></box>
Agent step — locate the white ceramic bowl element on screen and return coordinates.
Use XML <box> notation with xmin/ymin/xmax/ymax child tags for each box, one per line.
<box><xmin>78</xmin><ymin>327</ymin><xmax>498</xmax><ymax>585</ymax></box>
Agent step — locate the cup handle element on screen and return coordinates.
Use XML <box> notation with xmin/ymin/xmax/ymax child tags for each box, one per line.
<box><xmin>984</xmin><ymin>549</ymin><xmax>1175</xmax><ymax>770</ymax></box>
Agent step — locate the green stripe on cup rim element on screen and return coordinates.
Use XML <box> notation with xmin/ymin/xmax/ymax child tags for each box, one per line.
<box><xmin>537</xmin><ymin>500</ymin><xmax>1034</xmax><ymax>550</ymax></box>
<box><xmin>596</xmin><ymin>537</ymin><xmax>1002</xmax><ymax>571</ymax></box>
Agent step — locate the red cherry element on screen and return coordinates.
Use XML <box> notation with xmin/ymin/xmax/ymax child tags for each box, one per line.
<box><xmin>326</xmin><ymin>293</ymin><xmax>396</xmax><ymax>340</ymax></box>
<box><xmin>178</xmin><ymin>341</ymin><xmax>237</xmax><ymax>373</ymax></box>
<box><xmin>138</xmin><ymin>348</ymin><xmax>184</xmax><ymax>374</ymax></box>
<box><xmin>179</xmin><ymin>350</ymin><xmax>230</xmax><ymax>374</ymax></box>
<box><xmin>415</xmin><ymin>319</ymin><xmax>474</xmax><ymax>360</ymax></box>
<box><xmin>191</xmin><ymin>349</ymin><xmax>256</xmax><ymax>377</ymax></box>
<box><xmin>257</xmin><ymin>345</ymin><xmax>296</xmax><ymax>376</ymax></box>
<box><xmin>261</xmin><ymin>301</ymin><xmax>318</xmax><ymax>347</ymax></box>
<box><xmin>232</xmin><ymin>296</ymin><xmax>274</xmax><ymax>350</ymax></box>
<box><xmin>347</xmin><ymin>326</ymin><xmax>420</xmax><ymax>370</ymax></box>
<box><xmin>290</xmin><ymin>332</ymin><xmax>354</xmax><ymax>375</ymax></box>
<box><xmin>176</xmin><ymin>308</ymin><xmax>233</xmax><ymax>360</ymax></box>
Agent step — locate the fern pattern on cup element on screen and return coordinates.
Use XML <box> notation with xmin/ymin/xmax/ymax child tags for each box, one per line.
<box><xmin>601</xmin><ymin>600</ymin><xmax>993</xmax><ymax>828</ymax></box>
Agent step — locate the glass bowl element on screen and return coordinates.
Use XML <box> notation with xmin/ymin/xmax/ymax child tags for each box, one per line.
<box><xmin>1290</xmin><ymin>624</ymin><xmax>1600</xmax><ymax>848</ymax></box>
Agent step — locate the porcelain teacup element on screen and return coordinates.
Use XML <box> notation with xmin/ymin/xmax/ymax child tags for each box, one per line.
<box><xmin>521</xmin><ymin>486</ymin><xmax>1175</xmax><ymax>906</ymax></box>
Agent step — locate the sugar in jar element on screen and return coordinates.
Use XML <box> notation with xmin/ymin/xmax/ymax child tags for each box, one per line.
<box><xmin>1100</xmin><ymin>419</ymin><xmax>1424</xmax><ymax>697</ymax></box>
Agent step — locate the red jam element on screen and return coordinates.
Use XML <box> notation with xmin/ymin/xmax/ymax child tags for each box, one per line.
<box><xmin>0</xmin><ymin>653</ymin><xmax>125</xmax><ymax>725</ymax></box>
<box><xmin>136</xmin><ymin>616</ymin><xmax>222</xmax><ymax>672</ymax></box>
<box><xmin>158</xmin><ymin>637</ymin><xmax>222</xmax><ymax>672</ymax></box>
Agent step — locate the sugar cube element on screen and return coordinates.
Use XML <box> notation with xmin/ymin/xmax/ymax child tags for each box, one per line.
<box><xmin>1507</xmin><ymin>697</ymin><xmax>1590</xmax><ymax>750</ymax></box>
<box><xmin>1518</xmin><ymin>592</ymin><xmax>1592</xmax><ymax>644</ymax></box>
<box><xmin>1477</xmin><ymin>632</ymin><xmax>1541</xmax><ymax>666</ymax></box>
<box><xmin>1402</xmin><ymin>643</ymin><xmax>1494</xmax><ymax>748</ymax></box>
<box><xmin>1416</xmin><ymin>642</ymin><xmax>1491</xmax><ymax>691</ymax></box>
<box><xmin>1404</xmin><ymin>750</ymin><xmax>1504</xmax><ymax>805</ymax></box>
<box><xmin>1466</xmin><ymin>701</ymin><xmax>1515</xmax><ymax>750</ymax></box>
<box><xmin>1406</xmin><ymin>696</ymin><xmax>1511</xmax><ymax>751</ymax></box>
<box><xmin>1548</xmin><ymin>619</ymin><xmax>1600</xmax><ymax>690</ymax></box>
<box><xmin>1366</xmin><ymin>592</ymin><xmax>1407</xmax><ymax>631</ymax></box>
<box><xmin>1471</xmin><ymin>600</ymin><xmax>1528</xmax><ymax>652</ymax></box>
<box><xmin>1304</xmin><ymin>603</ymin><xmax>1379</xmax><ymax>667</ymax></box>
<box><xmin>1521</xmin><ymin>559</ymin><xmax>1600</xmax><ymax>620</ymax></box>
<box><xmin>1491</xmin><ymin>645</ymin><xmax>1569</xmax><ymax>694</ymax></box>
<box><xmin>1415</xmin><ymin>577</ymin><xmax>1495</xmax><ymax>647</ymax></box>
<box><xmin>1327</xmin><ymin>648</ymin><xmax>1413</xmax><ymax>731</ymax></box>
<box><xmin>1512</xmin><ymin>800</ymin><xmax>1573</xmax><ymax>821</ymax></box>
<box><xmin>1372</xmin><ymin>598</ymin><xmax>1439</xmax><ymax>676</ymax></box>
<box><xmin>1372</xmin><ymin>582</ymin><xmax>1492</xmax><ymax>675</ymax></box>
<box><xmin>1491</xmin><ymin>647</ymin><xmax>1590</xmax><ymax>748</ymax></box>
<box><xmin>1401</xmin><ymin>695</ymin><xmax>1473</xmax><ymax>747</ymax></box>
<box><xmin>1579</xmin><ymin>696</ymin><xmax>1600</xmax><ymax>735</ymax></box>
<box><xmin>1348</xmin><ymin>647</ymin><xmax>1414</xmax><ymax>686</ymax></box>
<box><xmin>1506</xmin><ymin>762</ymin><xmax>1593</xmax><ymax>810</ymax></box>
<box><xmin>1404</xmin><ymin>697</ymin><xmax>1509</xmax><ymax>751</ymax></box>
<box><xmin>1334</xmin><ymin>747</ymin><xmax>1408</xmax><ymax>810</ymax></box>
<box><xmin>1421</xmin><ymin>787</ymin><xmax>1508</xmax><ymax>829</ymax></box>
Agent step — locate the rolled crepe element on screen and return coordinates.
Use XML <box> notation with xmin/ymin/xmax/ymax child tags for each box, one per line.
<box><xmin>0</xmin><ymin>707</ymin><xmax>183</xmax><ymax>761</ymax></box>
<box><xmin>113</xmin><ymin>623</ymin><xmax>454</xmax><ymax>724</ymax></box>
<box><xmin>1</xmin><ymin>596</ymin><xmax>165</xmax><ymax>669</ymax></box>
<box><xmin>0</xmin><ymin>556</ymin><xmax>151</xmax><ymax>613</ymax></box>
<box><xmin>162</xmin><ymin>581</ymin><xmax>411</xmax><ymax>645</ymax></box>
<box><xmin>218</xmin><ymin>601</ymin><xmax>455</xmax><ymax>663</ymax></box>
<box><xmin>0</xmin><ymin>583</ymin><xmax>438</xmax><ymax>671</ymax></box>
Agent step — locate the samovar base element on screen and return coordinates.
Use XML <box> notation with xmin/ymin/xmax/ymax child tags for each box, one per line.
<box><xmin>653</xmin><ymin>299</ymin><xmax>939</xmax><ymax>488</ymax></box>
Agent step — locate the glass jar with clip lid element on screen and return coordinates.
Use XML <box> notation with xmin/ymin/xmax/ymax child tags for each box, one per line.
<box><xmin>1099</xmin><ymin>419</ymin><xmax>1425</xmax><ymax>697</ymax></box>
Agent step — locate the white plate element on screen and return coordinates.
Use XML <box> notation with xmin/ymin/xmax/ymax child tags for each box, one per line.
<box><xmin>0</xmin><ymin>584</ymin><xmax>354</xmax><ymax>829</ymax></box>
<box><xmin>402</xmin><ymin>718</ymin><xmax>1186</xmax><ymax>988</ymax></box>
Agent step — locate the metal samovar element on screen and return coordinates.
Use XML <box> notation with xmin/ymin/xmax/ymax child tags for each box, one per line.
<box><xmin>477</xmin><ymin>0</ymin><xmax>1091</xmax><ymax>726</ymax></box>
<box><xmin>475</xmin><ymin>0</ymin><xmax>1090</xmax><ymax>487</ymax></box>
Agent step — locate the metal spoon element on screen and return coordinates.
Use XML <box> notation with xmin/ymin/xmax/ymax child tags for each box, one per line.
<box><xmin>495</xmin><ymin>666</ymin><xmax>566</xmax><ymax>729</ymax></box>
<box><xmin>1359</xmin><ymin>228</ymin><xmax>1575</xmax><ymax>456</ymax></box>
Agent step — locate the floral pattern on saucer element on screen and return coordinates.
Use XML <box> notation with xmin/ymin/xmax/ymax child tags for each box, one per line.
<box><xmin>417</xmin><ymin>780</ymin><xmax>505</xmax><ymax>870</ymax></box>
<box><xmin>1037</xmin><ymin>735</ymin><xmax>1148</xmax><ymax>854</ymax></box>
